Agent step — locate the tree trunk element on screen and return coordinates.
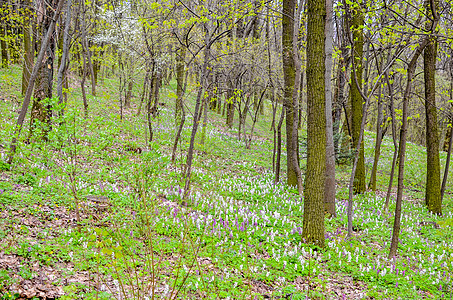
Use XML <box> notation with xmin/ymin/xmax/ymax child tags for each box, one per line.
<box><xmin>303</xmin><ymin>0</ymin><xmax>326</xmax><ymax>248</ymax></box>
<box><xmin>226</xmin><ymin>87</ymin><xmax>235</xmax><ymax>128</ymax></box>
<box><xmin>368</xmin><ymin>83</ymin><xmax>385</xmax><ymax>191</ymax></box>
<box><xmin>183</xmin><ymin>40</ymin><xmax>210</xmax><ymax>197</ymax></box>
<box><xmin>57</xmin><ymin>0</ymin><xmax>72</xmax><ymax>106</ymax></box>
<box><xmin>282</xmin><ymin>0</ymin><xmax>301</xmax><ymax>189</ymax></box>
<box><xmin>200</xmin><ymin>94</ymin><xmax>209</xmax><ymax>146</ymax></box>
<box><xmin>29</xmin><ymin>0</ymin><xmax>60</xmax><ymax>140</ymax></box>
<box><xmin>324</xmin><ymin>0</ymin><xmax>335</xmax><ymax>217</ymax></box>
<box><xmin>21</xmin><ymin>0</ymin><xmax>33</xmax><ymax>95</ymax></box>
<box><xmin>384</xmin><ymin>70</ymin><xmax>398</xmax><ymax>210</ymax></box>
<box><xmin>151</xmin><ymin>72</ymin><xmax>161</xmax><ymax>118</ymax></box>
<box><xmin>175</xmin><ymin>46</ymin><xmax>186</xmax><ymax>126</ymax></box>
<box><xmin>441</xmin><ymin>67</ymin><xmax>453</xmax><ymax>202</ymax></box>
<box><xmin>0</xmin><ymin>5</ymin><xmax>8</xmax><ymax>69</ymax></box>
<box><xmin>423</xmin><ymin>11</ymin><xmax>441</xmax><ymax>214</ymax></box>
<box><xmin>86</xmin><ymin>42</ymin><xmax>96</xmax><ymax>96</ymax></box>
<box><xmin>333</xmin><ymin>51</ymin><xmax>346</xmax><ymax>157</ymax></box>
<box><xmin>137</xmin><ymin>70</ymin><xmax>150</xmax><ymax>116</ymax></box>
<box><xmin>389</xmin><ymin>33</ymin><xmax>433</xmax><ymax>259</ymax></box>
<box><xmin>350</xmin><ymin>4</ymin><xmax>366</xmax><ymax>194</ymax></box>
<box><xmin>441</xmin><ymin>114</ymin><xmax>453</xmax><ymax>202</ymax></box>
<box><xmin>125</xmin><ymin>80</ymin><xmax>133</xmax><ymax>109</ymax></box>
<box><xmin>147</xmin><ymin>64</ymin><xmax>155</xmax><ymax>142</ymax></box>
<box><xmin>81</xmin><ymin>49</ymin><xmax>88</xmax><ymax>118</ymax></box>
<box><xmin>275</xmin><ymin>107</ymin><xmax>285</xmax><ymax>183</ymax></box>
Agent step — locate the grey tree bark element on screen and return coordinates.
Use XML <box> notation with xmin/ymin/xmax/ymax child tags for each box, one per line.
<box><xmin>324</xmin><ymin>0</ymin><xmax>336</xmax><ymax>216</ymax></box>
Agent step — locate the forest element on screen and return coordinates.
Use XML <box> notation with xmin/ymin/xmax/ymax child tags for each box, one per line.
<box><xmin>0</xmin><ymin>0</ymin><xmax>452</xmax><ymax>298</ymax></box>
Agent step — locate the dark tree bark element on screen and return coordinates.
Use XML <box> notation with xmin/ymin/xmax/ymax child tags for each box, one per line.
<box><xmin>136</xmin><ymin>69</ymin><xmax>150</xmax><ymax>116</ymax></box>
<box><xmin>384</xmin><ymin>70</ymin><xmax>398</xmax><ymax>210</ymax></box>
<box><xmin>282</xmin><ymin>0</ymin><xmax>301</xmax><ymax>190</ymax></box>
<box><xmin>388</xmin><ymin>22</ymin><xmax>435</xmax><ymax>257</ymax></box>
<box><xmin>29</xmin><ymin>0</ymin><xmax>60</xmax><ymax>140</ymax></box>
<box><xmin>80</xmin><ymin>42</ymin><xmax>89</xmax><ymax>117</ymax></box>
<box><xmin>146</xmin><ymin>64</ymin><xmax>155</xmax><ymax>142</ymax></box>
<box><xmin>441</xmin><ymin>113</ymin><xmax>453</xmax><ymax>202</ymax></box>
<box><xmin>423</xmin><ymin>2</ymin><xmax>441</xmax><ymax>214</ymax></box>
<box><xmin>226</xmin><ymin>83</ymin><xmax>235</xmax><ymax>128</ymax></box>
<box><xmin>175</xmin><ymin>46</ymin><xmax>186</xmax><ymax>126</ymax></box>
<box><xmin>349</xmin><ymin>3</ymin><xmax>366</xmax><ymax>194</ymax></box>
<box><xmin>368</xmin><ymin>83</ymin><xmax>386</xmax><ymax>191</ymax></box>
<box><xmin>183</xmin><ymin>32</ymin><xmax>211</xmax><ymax>197</ymax></box>
<box><xmin>441</xmin><ymin>66</ymin><xmax>453</xmax><ymax>202</ymax></box>
<box><xmin>303</xmin><ymin>0</ymin><xmax>326</xmax><ymax>247</ymax></box>
<box><xmin>275</xmin><ymin>107</ymin><xmax>285</xmax><ymax>183</ymax></box>
<box><xmin>0</xmin><ymin>3</ymin><xmax>8</xmax><ymax>69</ymax></box>
<box><xmin>21</xmin><ymin>0</ymin><xmax>33</xmax><ymax>95</ymax></box>
<box><xmin>124</xmin><ymin>80</ymin><xmax>133</xmax><ymax>108</ymax></box>
<box><xmin>389</xmin><ymin>45</ymin><xmax>427</xmax><ymax>258</ymax></box>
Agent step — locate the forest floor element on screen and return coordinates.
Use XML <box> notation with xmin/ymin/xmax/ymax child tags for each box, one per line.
<box><xmin>0</xmin><ymin>65</ymin><xmax>452</xmax><ymax>299</ymax></box>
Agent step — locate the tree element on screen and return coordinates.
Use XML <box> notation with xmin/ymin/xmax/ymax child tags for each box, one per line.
<box><xmin>29</xmin><ymin>0</ymin><xmax>60</xmax><ymax>140</ymax></box>
<box><xmin>349</xmin><ymin>1</ymin><xmax>366</xmax><ymax>194</ymax></box>
<box><xmin>324</xmin><ymin>0</ymin><xmax>336</xmax><ymax>216</ymax></box>
<box><xmin>21</xmin><ymin>0</ymin><xmax>34</xmax><ymax>95</ymax></box>
<box><xmin>282</xmin><ymin>0</ymin><xmax>302</xmax><ymax>190</ymax></box>
<box><xmin>302</xmin><ymin>0</ymin><xmax>326</xmax><ymax>247</ymax></box>
<box><xmin>423</xmin><ymin>0</ymin><xmax>441</xmax><ymax>215</ymax></box>
<box><xmin>388</xmin><ymin>0</ymin><xmax>439</xmax><ymax>257</ymax></box>
<box><xmin>0</xmin><ymin>1</ymin><xmax>8</xmax><ymax>68</ymax></box>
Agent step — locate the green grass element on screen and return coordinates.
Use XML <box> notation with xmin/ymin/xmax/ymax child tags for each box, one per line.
<box><xmin>0</xmin><ymin>64</ymin><xmax>452</xmax><ymax>299</ymax></box>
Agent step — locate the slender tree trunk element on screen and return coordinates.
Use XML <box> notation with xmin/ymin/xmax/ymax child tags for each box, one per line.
<box><xmin>275</xmin><ymin>107</ymin><xmax>285</xmax><ymax>183</ymax></box>
<box><xmin>151</xmin><ymin>72</ymin><xmax>161</xmax><ymax>118</ymax></box>
<box><xmin>324</xmin><ymin>0</ymin><xmax>336</xmax><ymax>216</ymax></box>
<box><xmin>200</xmin><ymin>94</ymin><xmax>209</xmax><ymax>146</ymax></box>
<box><xmin>86</xmin><ymin>42</ymin><xmax>96</xmax><ymax>96</ymax></box>
<box><xmin>389</xmin><ymin>36</ymin><xmax>432</xmax><ymax>259</ymax></box>
<box><xmin>333</xmin><ymin>50</ymin><xmax>347</xmax><ymax>157</ymax></box>
<box><xmin>81</xmin><ymin>43</ymin><xmax>89</xmax><ymax>117</ymax></box>
<box><xmin>226</xmin><ymin>86</ymin><xmax>235</xmax><ymax>128</ymax></box>
<box><xmin>175</xmin><ymin>46</ymin><xmax>186</xmax><ymax>126</ymax></box>
<box><xmin>80</xmin><ymin>4</ymin><xmax>89</xmax><ymax>117</ymax></box>
<box><xmin>369</xmin><ymin>83</ymin><xmax>385</xmax><ymax>191</ymax></box>
<box><xmin>384</xmin><ymin>70</ymin><xmax>398</xmax><ymax>210</ymax></box>
<box><xmin>183</xmin><ymin>40</ymin><xmax>210</xmax><ymax>197</ymax></box>
<box><xmin>282</xmin><ymin>0</ymin><xmax>300</xmax><ymax>189</ymax></box>
<box><xmin>125</xmin><ymin>80</ymin><xmax>133</xmax><ymax>108</ymax></box>
<box><xmin>424</xmin><ymin>7</ymin><xmax>441</xmax><ymax>214</ymax></box>
<box><xmin>350</xmin><ymin>4</ymin><xmax>366</xmax><ymax>194</ymax></box>
<box><xmin>172</xmin><ymin>45</ymin><xmax>192</xmax><ymax>164</ymax></box>
<box><xmin>441</xmin><ymin>114</ymin><xmax>453</xmax><ymax>202</ymax></box>
<box><xmin>136</xmin><ymin>69</ymin><xmax>149</xmax><ymax>116</ymax></box>
<box><xmin>57</xmin><ymin>0</ymin><xmax>72</xmax><ymax>106</ymax></box>
<box><xmin>146</xmin><ymin>63</ymin><xmax>155</xmax><ymax>142</ymax></box>
<box><xmin>441</xmin><ymin>71</ymin><xmax>453</xmax><ymax>202</ymax></box>
<box><xmin>0</xmin><ymin>6</ymin><xmax>8</xmax><ymax>69</ymax></box>
<box><xmin>303</xmin><ymin>0</ymin><xmax>326</xmax><ymax>248</ymax></box>
<box><xmin>271</xmin><ymin>92</ymin><xmax>278</xmax><ymax>172</ymax></box>
<box><xmin>22</xmin><ymin>0</ymin><xmax>33</xmax><ymax>95</ymax></box>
